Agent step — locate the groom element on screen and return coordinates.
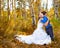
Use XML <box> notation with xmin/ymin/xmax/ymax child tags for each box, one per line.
<box><xmin>39</xmin><ymin>11</ymin><xmax>54</xmax><ymax>41</ymax></box>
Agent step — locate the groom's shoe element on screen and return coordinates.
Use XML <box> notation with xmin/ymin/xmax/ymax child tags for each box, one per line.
<box><xmin>51</xmin><ymin>38</ymin><xmax>54</xmax><ymax>41</ymax></box>
<box><xmin>52</xmin><ymin>39</ymin><xmax>54</xmax><ymax>41</ymax></box>
<box><xmin>44</xmin><ymin>44</ymin><xmax>46</xmax><ymax>46</ymax></box>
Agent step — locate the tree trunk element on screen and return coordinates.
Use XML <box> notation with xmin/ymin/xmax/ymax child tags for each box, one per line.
<box><xmin>46</xmin><ymin>0</ymin><xmax>48</xmax><ymax>11</ymax></box>
<box><xmin>21</xmin><ymin>0</ymin><xmax>26</xmax><ymax>19</ymax></box>
<box><xmin>0</xmin><ymin>0</ymin><xmax>1</xmax><ymax>16</ymax></box>
<box><xmin>37</xmin><ymin>0</ymin><xmax>41</xmax><ymax>20</ymax></box>
<box><xmin>29</xmin><ymin>0</ymin><xmax>36</xmax><ymax>25</ymax></box>
<box><xmin>53</xmin><ymin>0</ymin><xmax>59</xmax><ymax>19</ymax></box>
<box><xmin>8</xmin><ymin>0</ymin><xmax>10</xmax><ymax>20</ymax></box>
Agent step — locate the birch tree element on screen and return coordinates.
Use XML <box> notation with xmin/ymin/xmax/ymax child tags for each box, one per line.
<box><xmin>53</xmin><ymin>0</ymin><xmax>59</xmax><ymax>19</ymax></box>
<box><xmin>28</xmin><ymin>0</ymin><xmax>36</xmax><ymax>25</ymax></box>
<box><xmin>0</xmin><ymin>0</ymin><xmax>1</xmax><ymax>16</ymax></box>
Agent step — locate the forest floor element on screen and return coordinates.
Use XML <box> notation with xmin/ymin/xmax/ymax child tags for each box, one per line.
<box><xmin>0</xmin><ymin>18</ymin><xmax>60</xmax><ymax>48</ymax></box>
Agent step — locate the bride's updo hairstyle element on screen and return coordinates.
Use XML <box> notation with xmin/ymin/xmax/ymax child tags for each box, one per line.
<box><xmin>41</xmin><ymin>11</ymin><xmax>47</xmax><ymax>15</ymax></box>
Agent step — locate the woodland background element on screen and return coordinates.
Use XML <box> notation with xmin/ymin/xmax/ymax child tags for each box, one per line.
<box><xmin>0</xmin><ymin>0</ymin><xmax>60</xmax><ymax>48</ymax></box>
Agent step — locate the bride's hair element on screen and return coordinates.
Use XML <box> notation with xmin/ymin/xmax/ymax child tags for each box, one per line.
<box><xmin>41</xmin><ymin>11</ymin><xmax>47</xmax><ymax>15</ymax></box>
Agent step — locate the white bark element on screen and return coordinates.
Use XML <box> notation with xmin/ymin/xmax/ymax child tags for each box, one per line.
<box><xmin>28</xmin><ymin>0</ymin><xmax>36</xmax><ymax>25</ymax></box>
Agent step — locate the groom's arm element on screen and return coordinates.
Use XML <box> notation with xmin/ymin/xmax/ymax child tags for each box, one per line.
<box><xmin>41</xmin><ymin>16</ymin><xmax>49</xmax><ymax>27</ymax></box>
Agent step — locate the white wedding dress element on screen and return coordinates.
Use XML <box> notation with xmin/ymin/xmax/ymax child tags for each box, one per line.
<box><xmin>15</xmin><ymin>19</ymin><xmax>51</xmax><ymax>45</ymax></box>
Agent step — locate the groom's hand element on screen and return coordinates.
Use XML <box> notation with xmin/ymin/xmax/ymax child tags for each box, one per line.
<box><xmin>44</xmin><ymin>20</ymin><xmax>49</xmax><ymax>27</ymax></box>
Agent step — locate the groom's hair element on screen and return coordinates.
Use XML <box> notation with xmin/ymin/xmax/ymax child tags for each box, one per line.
<box><xmin>41</xmin><ymin>11</ymin><xmax>47</xmax><ymax>15</ymax></box>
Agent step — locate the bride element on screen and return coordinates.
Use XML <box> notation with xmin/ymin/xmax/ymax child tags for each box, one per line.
<box><xmin>15</xmin><ymin>19</ymin><xmax>51</xmax><ymax>45</ymax></box>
